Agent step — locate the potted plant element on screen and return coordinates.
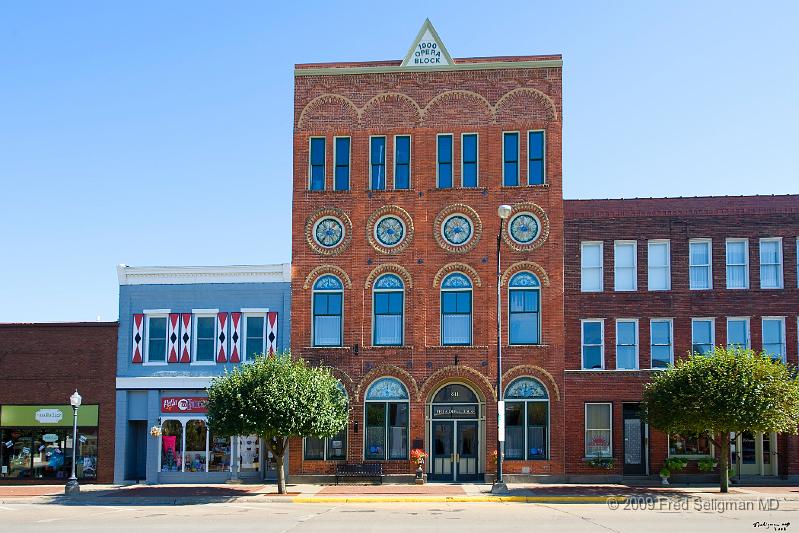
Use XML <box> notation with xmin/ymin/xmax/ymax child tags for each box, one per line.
<box><xmin>659</xmin><ymin>466</ymin><xmax>671</xmax><ymax>485</ymax></box>
<box><xmin>583</xmin><ymin>456</ymin><xmax>614</xmax><ymax>470</ymax></box>
<box><xmin>410</xmin><ymin>448</ymin><xmax>428</xmax><ymax>484</ymax></box>
<box><xmin>660</xmin><ymin>458</ymin><xmax>687</xmax><ymax>485</ymax></box>
<box><xmin>697</xmin><ymin>457</ymin><xmax>718</xmax><ymax>472</ymax></box>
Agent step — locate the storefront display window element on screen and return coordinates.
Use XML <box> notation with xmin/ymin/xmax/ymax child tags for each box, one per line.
<box><xmin>669</xmin><ymin>433</ymin><xmax>711</xmax><ymax>457</ymax></box>
<box><xmin>208</xmin><ymin>433</ymin><xmax>230</xmax><ymax>472</ymax></box>
<box><xmin>161</xmin><ymin>420</ymin><xmax>183</xmax><ymax>472</ymax></box>
<box><xmin>184</xmin><ymin>420</ymin><xmax>207</xmax><ymax>472</ymax></box>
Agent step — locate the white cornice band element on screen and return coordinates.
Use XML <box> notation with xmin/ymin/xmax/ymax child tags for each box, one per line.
<box><xmin>117</xmin><ymin>263</ymin><xmax>291</xmax><ymax>285</ymax></box>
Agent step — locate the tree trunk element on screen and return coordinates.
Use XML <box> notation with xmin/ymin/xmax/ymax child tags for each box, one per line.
<box><xmin>719</xmin><ymin>434</ymin><xmax>730</xmax><ymax>494</ymax></box>
<box><xmin>265</xmin><ymin>436</ymin><xmax>288</xmax><ymax>494</ymax></box>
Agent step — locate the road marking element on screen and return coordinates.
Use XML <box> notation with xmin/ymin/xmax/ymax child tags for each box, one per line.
<box><xmin>0</xmin><ymin>506</ymin><xmax>18</xmax><ymax>512</ymax></box>
<box><xmin>36</xmin><ymin>518</ymin><xmax>63</xmax><ymax>523</ymax></box>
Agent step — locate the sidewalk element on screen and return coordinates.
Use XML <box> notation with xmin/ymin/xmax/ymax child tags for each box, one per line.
<box><xmin>1</xmin><ymin>482</ymin><xmax>797</xmax><ymax>505</ymax></box>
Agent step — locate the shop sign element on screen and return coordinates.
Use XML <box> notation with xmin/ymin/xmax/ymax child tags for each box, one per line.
<box><xmin>161</xmin><ymin>397</ymin><xmax>208</xmax><ymax>414</ymax></box>
<box><xmin>432</xmin><ymin>404</ymin><xmax>478</xmax><ymax>419</ymax></box>
<box><xmin>0</xmin><ymin>405</ymin><xmax>99</xmax><ymax>427</ymax></box>
<box><xmin>42</xmin><ymin>433</ymin><xmax>59</xmax><ymax>443</ymax></box>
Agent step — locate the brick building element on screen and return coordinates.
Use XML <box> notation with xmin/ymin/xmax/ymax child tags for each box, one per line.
<box><xmin>0</xmin><ymin>322</ymin><xmax>117</xmax><ymax>483</ymax></box>
<box><xmin>290</xmin><ymin>20</ymin><xmax>565</xmax><ymax>482</ymax></box>
<box><xmin>564</xmin><ymin>195</ymin><xmax>799</xmax><ymax>481</ymax></box>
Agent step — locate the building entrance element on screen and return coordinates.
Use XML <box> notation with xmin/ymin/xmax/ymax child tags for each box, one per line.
<box><xmin>428</xmin><ymin>384</ymin><xmax>482</xmax><ymax>482</ymax></box>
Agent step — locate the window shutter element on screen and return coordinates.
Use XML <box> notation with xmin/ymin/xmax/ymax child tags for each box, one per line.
<box><xmin>131</xmin><ymin>314</ymin><xmax>144</xmax><ymax>364</ymax></box>
<box><xmin>229</xmin><ymin>312</ymin><xmax>241</xmax><ymax>363</ymax></box>
<box><xmin>216</xmin><ymin>312</ymin><xmax>228</xmax><ymax>363</ymax></box>
<box><xmin>179</xmin><ymin>313</ymin><xmax>192</xmax><ymax>363</ymax></box>
<box><xmin>267</xmin><ymin>312</ymin><xmax>278</xmax><ymax>355</ymax></box>
<box><xmin>167</xmin><ymin>313</ymin><xmax>180</xmax><ymax>363</ymax></box>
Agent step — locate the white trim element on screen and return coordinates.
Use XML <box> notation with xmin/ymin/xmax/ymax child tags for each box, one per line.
<box><xmin>116</xmin><ymin>376</ymin><xmax>214</xmax><ymax>389</ymax></box>
<box><xmin>369</xmin><ymin>135</ymin><xmax>387</xmax><ymax>190</ymax></box>
<box><xmin>647</xmin><ymin>239</ymin><xmax>671</xmax><ymax>291</ymax></box>
<box><xmin>615</xmin><ymin>319</ymin><xmax>639</xmax><ymax>370</ymax></box>
<box><xmin>308</xmin><ymin>136</ymin><xmax>326</xmax><ymax>190</ymax></box>
<box><xmin>332</xmin><ymin>135</ymin><xmax>351</xmax><ymax>191</ymax></box>
<box><xmin>581</xmin><ymin>318</ymin><xmax>605</xmax><ymax>370</ymax></box>
<box><xmin>143</xmin><ymin>309</ymin><xmax>171</xmax><ymax>314</ymax></box>
<box><xmin>649</xmin><ymin>318</ymin><xmax>674</xmax><ymax>369</ymax></box>
<box><xmin>436</xmin><ymin>133</ymin><xmax>453</xmax><ymax>188</ymax></box>
<box><xmin>726</xmin><ymin>316</ymin><xmax>751</xmax><ymax>349</ymax></box>
<box><xmin>526</xmin><ymin>129</ymin><xmax>546</xmax><ymax>186</ymax></box>
<box><xmin>191</xmin><ymin>308</ymin><xmax>219</xmax><ymax>314</ymax></box>
<box><xmin>501</xmin><ymin>131</ymin><xmax>520</xmax><ymax>186</ymax></box>
<box><xmin>393</xmin><ymin>134</ymin><xmax>412</xmax><ymax>189</ymax></box>
<box><xmin>688</xmin><ymin>238</ymin><xmax>713</xmax><ymax>290</ymax></box>
<box><xmin>580</xmin><ymin>241</ymin><xmax>604</xmax><ymax>292</ymax></box>
<box><xmin>725</xmin><ymin>238</ymin><xmax>750</xmax><ymax>289</ymax></box>
<box><xmin>240</xmin><ymin>308</ymin><xmax>269</xmax><ymax>314</ymax></box>
<box><xmin>118</xmin><ymin>263</ymin><xmax>291</xmax><ymax>285</ymax></box>
<box><xmin>192</xmin><ymin>313</ymin><xmax>218</xmax><ymax>365</ymax></box>
<box><xmin>613</xmin><ymin>240</ymin><xmax>638</xmax><ymax>292</ymax></box>
<box><xmin>759</xmin><ymin>237</ymin><xmax>784</xmax><ymax>289</ymax></box>
<box><xmin>460</xmin><ymin>132</ymin><xmax>479</xmax><ymax>187</ymax></box>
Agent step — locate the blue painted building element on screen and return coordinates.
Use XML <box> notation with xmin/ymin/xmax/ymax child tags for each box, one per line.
<box><xmin>113</xmin><ymin>264</ymin><xmax>291</xmax><ymax>484</ymax></box>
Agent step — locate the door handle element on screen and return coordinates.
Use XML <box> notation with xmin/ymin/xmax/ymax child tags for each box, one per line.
<box><xmin>454</xmin><ymin>453</ymin><xmax>460</xmax><ymax>462</ymax></box>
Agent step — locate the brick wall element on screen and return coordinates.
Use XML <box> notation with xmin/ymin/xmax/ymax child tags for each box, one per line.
<box><xmin>0</xmin><ymin>322</ymin><xmax>118</xmax><ymax>483</ymax></box>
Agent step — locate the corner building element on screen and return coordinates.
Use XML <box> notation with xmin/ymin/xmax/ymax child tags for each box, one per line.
<box><xmin>291</xmin><ymin>21</ymin><xmax>565</xmax><ymax>482</ymax></box>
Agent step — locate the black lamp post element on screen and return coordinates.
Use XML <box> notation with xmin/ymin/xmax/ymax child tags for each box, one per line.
<box><xmin>64</xmin><ymin>389</ymin><xmax>81</xmax><ymax>495</ymax></box>
<box><xmin>492</xmin><ymin>204</ymin><xmax>512</xmax><ymax>494</ymax></box>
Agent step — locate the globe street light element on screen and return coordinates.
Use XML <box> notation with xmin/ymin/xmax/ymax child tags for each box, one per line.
<box><xmin>492</xmin><ymin>205</ymin><xmax>512</xmax><ymax>494</ymax></box>
<box><xmin>65</xmin><ymin>389</ymin><xmax>82</xmax><ymax>495</ymax></box>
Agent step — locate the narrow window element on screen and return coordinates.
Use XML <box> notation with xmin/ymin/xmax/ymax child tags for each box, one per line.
<box><xmin>615</xmin><ymin>320</ymin><xmax>638</xmax><ymax>370</ymax></box>
<box><xmin>504</xmin><ymin>378</ymin><xmax>549</xmax><ymax>460</ymax></box>
<box><xmin>726</xmin><ymin>317</ymin><xmax>750</xmax><ymax>349</ymax></box>
<box><xmin>647</xmin><ymin>240</ymin><xmax>670</xmax><ymax>291</ymax></box>
<box><xmin>614</xmin><ymin>241</ymin><xmax>637</xmax><ymax>291</ymax></box>
<box><xmin>508</xmin><ymin>272</ymin><xmax>541</xmax><ymax>345</ymax></box>
<box><xmin>462</xmin><ymin>133</ymin><xmax>478</xmax><ymax>187</ymax></box>
<box><xmin>691</xmin><ymin>319</ymin><xmax>714</xmax><ymax>355</ymax></box>
<box><xmin>725</xmin><ymin>239</ymin><xmax>749</xmax><ymax>289</ymax></box>
<box><xmin>195</xmin><ymin>316</ymin><xmax>216</xmax><ymax>363</ymax></box>
<box><xmin>334</xmin><ymin>137</ymin><xmax>350</xmax><ymax>191</ymax></box>
<box><xmin>762</xmin><ymin>318</ymin><xmax>786</xmax><ymax>361</ymax></box>
<box><xmin>759</xmin><ymin>238</ymin><xmax>783</xmax><ymax>289</ymax></box>
<box><xmin>146</xmin><ymin>316</ymin><xmax>168</xmax><ymax>363</ymax></box>
<box><xmin>364</xmin><ymin>378</ymin><xmax>409</xmax><ymax>460</ymax></box>
<box><xmin>370</xmin><ymin>137</ymin><xmax>386</xmax><ymax>190</ymax></box>
<box><xmin>581</xmin><ymin>320</ymin><xmax>604</xmax><ymax>369</ymax></box>
<box><xmin>373</xmin><ymin>274</ymin><xmax>404</xmax><ymax>346</ymax></box>
<box><xmin>650</xmin><ymin>319</ymin><xmax>673</xmax><ymax>368</ymax></box>
<box><xmin>503</xmin><ymin>132</ymin><xmax>519</xmax><ymax>186</ymax></box>
<box><xmin>528</xmin><ymin>131</ymin><xmax>545</xmax><ymax>185</ymax></box>
<box><xmin>312</xmin><ymin>275</ymin><xmax>343</xmax><ymax>347</ymax></box>
<box><xmin>440</xmin><ymin>273</ymin><xmax>472</xmax><ymax>345</ymax></box>
<box><xmin>244</xmin><ymin>315</ymin><xmax>265</xmax><ymax>360</ymax></box>
<box><xmin>581</xmin><ymin>242</ymin><xmax>603</xmax><ymax>292</ymax></box>
<box><xmin>394</xmin><ymin>135</ymin><xmax>411</xmax><ymax>189</ymax></box>
<box><xmin>689</xmin><ymin>239</ymin><xmax>712</xmax><ymax>290</ymax></box>
<box><xmin>437</xmin><ymin>134</ymin><xmax>453</xmax><ymax>188</ymax></box>
<box><xmin>309</xmin><ymin>137</ymin><xmax>325</xmax><ymax>191</ymax></box>
<box><xmin>585</xmin><ymin>403</ymin><xmax>612</xmax><ymax>457</ymax></box>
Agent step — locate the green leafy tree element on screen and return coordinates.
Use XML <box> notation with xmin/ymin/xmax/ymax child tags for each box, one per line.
<box><xmin>206</xmin><ymin>354</ymin><xmax>348</xmax><ymax>494</ymax></box>
<box><xmin>642</xmin><ymin>347</ymin><xmax>799</xmax><ymax>493</ymax></box>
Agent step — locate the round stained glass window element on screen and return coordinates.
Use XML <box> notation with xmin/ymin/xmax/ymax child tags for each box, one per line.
<box><xmin>442</xmin><ymin>215</ymin><xmax>473</xmax><ymax>246</ymax></box>
<box><xmin>313</xmin><ymin>217</ymin><xmax>344</xmax><ymax>248</ymax></box>
<box><xmin>509</xmin><ymin>213</ymin><xmax>540</xmax><ymax>244</ymax></box>
<box><xmin>375</xmin><ymin>216</ymin><xmax>405</xmax><ymax>247</ymax></box>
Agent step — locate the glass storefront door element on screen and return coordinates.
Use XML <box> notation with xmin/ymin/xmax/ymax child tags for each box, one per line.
<box><xmin>732</xmin><ymin>432</ymin><xmax>777</xmax><ymax>476</ymax></box>
<box><xmin>429</xmin><ymin>420</ymin><xmax>480</xmax><ymax>482</ymax></box>
<box><xmin>456</xmin><ymin>421</ymin><xmax>480</xmax><ymax>481</ymax></box>
<box><xmin>430</xmin><ymin>421</ymin><xmax>454</xmax><ymax>480</ymax></box>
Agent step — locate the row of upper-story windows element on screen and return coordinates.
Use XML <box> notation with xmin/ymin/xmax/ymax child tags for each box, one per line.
<box><xmin>580</xmin><ymin>237</ymin><xmax>797</xmax><ymax>292</ymax></box>
<box><xmin>579</xmin><ymin>316</ymin><xmax>791</xmax><ymax>370</ymax></box>
<box><xmin>310</xmin><ymin>271</ymin><xmax>541</xmax><ymax>348</ymax></box>
<box><xmin>307</xmin><ymin>131</ymin><xmax>546</xmax><ymax>191</ymax></box>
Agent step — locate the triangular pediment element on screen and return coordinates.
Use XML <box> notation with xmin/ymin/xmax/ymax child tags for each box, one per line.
<box><xmin>401</xmin><ymin>19</ymin><xmax>454</xmax><ymax>67</ymax></box>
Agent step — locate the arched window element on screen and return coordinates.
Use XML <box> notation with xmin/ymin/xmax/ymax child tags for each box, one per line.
<box><xmin>304</xmin><ymin>382</ymin><xmax>348</xmax><ymax>461</ymax></box>
<box><xmin>504</xmin><ymin>377</ymin><xmax>549</xmax><ymax>460</ymax></box>
<box><xmin>373</xmin><ymin>274</ymin><xmax>404</xmax><ymax>346</ymax></box>
<box><xmin>441</xmin><ymin>273</ymin><xmax>472</xmax><ymax>345</ymax></box>
<box><xmin>312</xmin><ymin>275</ymin><xmax>343</xmax><ymax>346</ymax></box>
<box><xmin>364</xmin><ymin>377</ymin><xmax>409</xmax><ymax>460</ymax></box>
<box><xmin>509</xmin><ymin>272</ymin><xmax>541</xmax><ymax>345</ymax></box>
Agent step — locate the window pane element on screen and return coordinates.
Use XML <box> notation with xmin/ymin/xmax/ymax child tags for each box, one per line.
<box><xmin>528</xmin><ymin>402</ymin><xmax>547</xmax><ymax>458</ymax></box>
<box><xmin>583</xmin><ymin>346</ymin><xmax>602</xmax><ymax>369</ymax></box>
<box><xmin>395</xmin><ymin>136</ymin><xmax>410</xmax><ymax>189</ymax></box>
<box><xmin>441</xmin><ymin>292</ymin><xmax>457</xmax><ymax>314</ymax></box>
<box><xmin>365</xmin><ymin>403</ymin><xmax>386</xmax><ymax>460</ymax></box>
<box><xmin>727</xmin><ymin>320</ymin><xmax>748</xmax><ymax>348</ymax></box>
<box><xmin>528</xmin><ymin>131</ymin><xmax>544</xmax><ymax>159</ymax></box>
<box><xmin>503</xmin><ymin>133</ymin><xmax>519</xmax><ymax>186</ymax></box>
<box><xmin>583</xmin><ymin>322</ymin><xmax>602</xmax><ymax>345</ymax></box>
<box><xmin>304</xmin><ymin>437</ymin><xmax>325</xmax><ymax>460</ymax></box>
<box><xmin>161</xmin><ymin>420</ymin><xmax>183</xmax><ymax>472</ymax></box>
<box><xmin>209</xmin><ymin>433</ymin><xmax>231</xmax><ymax>472</ymax></box>
<box><xmin>371</xmin><ymin>137</ymin><xmax>386</xmax><ymax>190</ymax></box>
<box><xmin>245</xmin><ymin>316</ymin><xmax>264</xmax><ymax>359</ymax></box>
<box><xmin>692</xmin><ymin>320</ymin><xmax>713</xmax><ymax>355</ymax></box>
<box><xmin>456</xmin><ymin>291</ymin><xmax>472</xmax><ymax>312</ymax></box>
<box><xmin>184</xmin><ymin>420</ymin><xmax>207</xmax><ymax>472</ymax></box>
<box><xmin>615</xmin><ymin>243</ymin><xmax>636</xmax><ymax>291</ymax></box>
<box><xmin>374</xmin><ymin>315</ymin><xmax>402</xmax><ymax>345</ymax></box>
<box><xmin>314</xmin><ymin>316</ymin><xmax>341</xmax><ymax>346</ymax></box>
<box><xmin>438</xmin><ymin>135</ymin><xmax>452</xmax><ymax>188</ymax></box>
<box><xmin>334</xmin><ymin>137</ymin><xmax>350</xmax><ymax>191</ymax></box>
<box><xmin>585</xmin><ymin>404</ymin><xmax>611</xmax><ymax>457</ymax></box>
<box><xmin>528</xmin><ymin>131</ymin><xmax>544</xmax><ymax>185</ymax></box>
<box><xmin>651</xmin><ymin>321</ymin><xmax>671</xmax><ymax>345</ymax></box>
<box><xmin>582</xmin><ymin>244</ymin><xmax>601</xmax><ymax>268</ymax></box>
<box><xmin>196</xmin><ymin>316</ymin><xmax>215</xmax><ymax>362</ymax></box>
<box><xmin>442</xmin><ymin>315</ymin><xmax>471</xmax><ymax>345</ymax></box>
<box><xmin>148</xmin><ymin>317</ymin><xmax>167</xmax><ymax>362</ymax></box>
<box><xmin>504</xmin><ymin>403</ymin><xmax>524</xmax><ymax>459</ymax></box>
<box><xmin>690</xmin><ymin>242</ymin><xmax>709</xmax><ymax>265</ymax></box>
<box><xmin>462</xmin><ymin>134</ymin><xmax>477</xmax><ymax>187</ymax></box>
<box><xmin>581</xmin><ymin>268</ymin><xmax>601</xmax><ymax>292</ymax></box>
<box><xmin>388</xmin><ymin>403</ymin><xmax>408</xmax><ymax>459</ymax></box>
<box><xmin>617</xmin><ymin>322</ymin><xmax>635</xmax><ymax>344</ymax></box>
<box><xmin>510</xmin><ymin>313</ymin><xmax>538</xmax><ymax>344</ymax></box>
<box><xmin>327</xmin><ymin>428</ymin><xmax>347</xmax><ymax>460</ymax></box>
<box><xmin>310</xmin><ymin>138</ymin><xmax>325</xmax><ymax>191</ymax></box>
<box><xmin>762</xmin><ymin>319</ymin><xmax>784</xmax><ymax>359</ymax></box>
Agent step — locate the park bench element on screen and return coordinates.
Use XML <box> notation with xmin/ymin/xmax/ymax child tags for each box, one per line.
<box><xmin>335</xmin><ymin>462</ymin><xmax>384</xmax><ymax>485</ymax></box>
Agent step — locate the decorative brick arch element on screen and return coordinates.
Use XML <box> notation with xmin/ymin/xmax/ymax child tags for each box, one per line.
<box><xmin>501</xmin><ymin>365</ymin><xmax>561</xmax><ymax>401</ymax></box>
<box><xmin>494</xmin><ymin>87</ymin><xmax>559</xmax><ymax>122</ymax></box>
<box><xmin>360</xmin><ymin>92</ymin><xmax>422</xmax><ymax>129</ymax></box>
<box><xmin>432</xmin><ymin>262</ymin><xmax>482</xmax><ymax>288</ymax></box>
<box><xmin>501</xmin><ymin>261</ymin><xmax>550</xmax><ymax>288</ymax></box>
<box><xmin>297</xmin><ymin>94</ymin><xmax>360</xmax><ymax>130</ymax></box>
<box><xmin>420</xmin><ymin>365</ymin><xmax>496</xmax><ymax>402</ymax></box>
<box><xmin>325</xmin><ymin>367</ymin><xmax>355</xmax><ymax>400</ymax></box>
<box><xmin>302</xmin><ymin>265</ymin><xmax>353</xmax><ymax>290</ymax></box>
<box><xmin>422</xmin><ymin>90</ymin><xmax>494</xmax><ymax>126</ymax></box>
<box><xmin>355</xmin><ymin>364</ymin><xmax>420</xmax><ymax>402</ymax></box>
<box><xmin>364</xmin><ymin>263</ymin><xmax>414</xmax><ymax>289</ymax></box>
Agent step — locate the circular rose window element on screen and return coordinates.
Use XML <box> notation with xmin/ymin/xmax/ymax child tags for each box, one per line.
<box><xmin>374</xmin><ymin>216</ymin><xmax>405</xmax><ymax>248</ymax></box>
<box><xmin>508</xmin><ymin>212</ymin><xmax>540</xmax><ymax>245</ymax></box>
<box><xmin>442</xmin><ymin>214</ymin><xmax>473</xmax><ymax>246</ymax></box>
<box><xmin>313</xmin><ymin>217</ymin><xmax>344</xmax><ymax>248</ymax></box>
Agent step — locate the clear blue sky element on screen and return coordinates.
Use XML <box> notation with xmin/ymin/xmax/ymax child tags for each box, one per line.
<box><xmin>1</xmin><ymin>1</ymin><xmax>797</xmax><ymax>322</ymax></box>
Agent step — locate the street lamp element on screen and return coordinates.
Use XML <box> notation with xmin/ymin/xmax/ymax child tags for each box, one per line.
<box><xmin>65</xmin><ymin>389</ymin><xmax>81</xmax><ymax>495</ymax></box>
<box><xmin>492</xmin><ymin>205</ymin><xmax>512</xmax><ymax>494</ymax></box>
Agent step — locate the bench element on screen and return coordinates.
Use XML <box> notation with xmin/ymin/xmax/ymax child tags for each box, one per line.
<box><xmin>335</xmin><ymin>462</ymin><xmax>384</xmax><ymax>485</ymax></box>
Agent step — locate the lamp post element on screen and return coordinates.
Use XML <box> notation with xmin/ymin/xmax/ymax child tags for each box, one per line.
<box><xmin>64</xmin><ymin>389</ymin><xmax>81</xmax><ymax>495</ymax></box>
<box><xmin>492</xmin><ymin>204</ymin><xmax>512</xmax><ymax>494</ymax></box>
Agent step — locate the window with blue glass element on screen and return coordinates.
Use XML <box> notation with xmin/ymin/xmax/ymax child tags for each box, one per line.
<box><xmin>370</xmin><ymin>136</ymin><xmax>386</xmax><ymax>190</ymax></box>
<box><xmin>440</xmin><ymin>273</ymin><xmax>472</xmax><ymax>345</ymax></box>
<box><xmin>373</xmin><ymin>274</ymin><xmax>404</xmax><ymax>346</ymax></box>
<box><xmin>503</xmin><ymin>132</ymin><xmax>519</xmax><ymax>186</ymax></box>
<box><xmin>309</xmin><ymin>137</ymin><xmax>325</xmax><ymax>190</ymax></box>
<box><xmin>582</xmin><ymin>320</ymin><xmax>604</xmax><ymax>369</ymax></box>
<box><xmin>334</xmin><ymin>137</ymin><xmax>350</xmax><ymax>191</ymax></box>
<box><xmin>528</xmin><ymin>131</ymin><xmax>545</xmax><ymax>185</ymax></box>
<box><xmin>462</xmin><ymin>133</ymin><xmax>478</xmax><ymax>187</ymax></box>
<box><xmin>394</xmin><ymin>135</ymin><xmax>410</xmax><ymax>189</ymax></box>
<box><xmin>312</xmin><ymin>275</ymin><xmax>343</xmax><ymax>347</ymax></box>
<box><xmin>504</xmin><ymin>378</ymin><xmax>549</xmax><ymax>460</ymax></box>
<box><xmin>509</xmin><ymin>272</ymin><xmax>541</xmax><ymax>345</ymax></box>
<box><xmin>437</xmin><ymin>134</ymin><xmax>453</xmax><ymax>188</ymax></box>
<box><xmin>365</xmin><ymin>378</ymin><xmax>409</xmax><ymax>460</ymax></box>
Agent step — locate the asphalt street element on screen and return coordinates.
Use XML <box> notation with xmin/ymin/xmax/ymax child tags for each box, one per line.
<box><xmin>0</xmin><ymin>500</ymin><xmax>796</xmax><ymax>533</ymax></box>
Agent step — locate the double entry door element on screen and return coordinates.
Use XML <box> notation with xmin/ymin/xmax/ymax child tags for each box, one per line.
<box><xmin>430</xmin><ymin>420</ymin><xmax>480</xmax><ymax>482</ymax></box>
<box><xmin>733</xmin><ymin>432</ymin><xmax>777</xmax><ymax>476</ymax></box>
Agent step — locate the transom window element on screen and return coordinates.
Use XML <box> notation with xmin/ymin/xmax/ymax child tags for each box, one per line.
<box><xmin>504</xmin><ymin>377</ymin><xmax>548</xmax><ymax>460</ymax></box>
<box><xmin>312</xmin><ymin>275</ymin><xmax>343</xmax><ymax>347</ymax></box>
<box><xmin>508</xmin><ymin>272</ymin><xmax>541</xmax><ymax>345</ymax></box>
<box><xmin>373</xmin><ymin>274</ymin><xmax>404</xmax><ymax>346</ymax></box>
<box><xmin>440</xmin><ymin>273</ymin><xmax>472</xmax><ymax>346</ymax></box>
<box><xmin>365</xmin><ymin>378</ymin><xmax>409</xmax><ymax>461</ymax></box>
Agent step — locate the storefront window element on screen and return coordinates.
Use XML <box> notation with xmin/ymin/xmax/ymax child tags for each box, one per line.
<box><xmin>669</xmin><ymin>433</ymin><xmax>711</xmax><ymax>457</ymax></box>
<box><xmin>504</xmin><ymin>378</ymin><xmax>549</xmax><ymax>460</ymax></box>
<box><xmin>1</xmin><ymin>427</ymin><xmax>97</xmax><ymax>480</ymax></box>
<box><xmin>364</xmin><ymin>378</ymin><xmax>409</xmax><ymax>461</ymax></box>
<box><xmin>184</xmin><ymin>420</ymin><xmax>207</xmax><ymax>472</ymax></box>
<box><xmin>161</xmin><ymin>420</ymin><xmax>183</xmax><ymax>472</ymax></box>
<box><xmin>208</xmin><ymin>432</ymin><xmax>230</xmax><ymax>472</ymax></box>
<box><xmin>238</xmin><ymin>435</ymin><xmax>260</xmax><ymax>472</ymax></box>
